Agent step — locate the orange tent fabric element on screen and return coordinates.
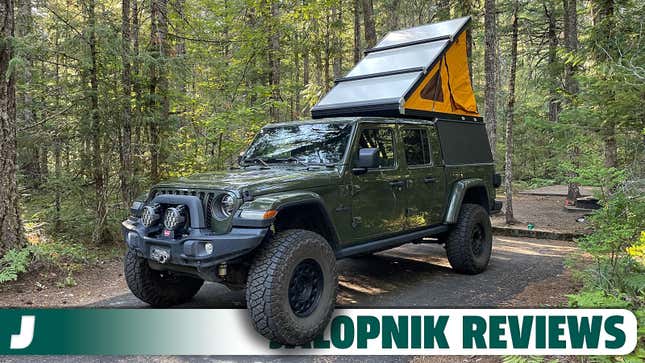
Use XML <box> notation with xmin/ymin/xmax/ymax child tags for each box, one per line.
<box><xmin>404</xmin><ymin>32</ymin><xmax>479</xmax><ymax>117</ymax></box>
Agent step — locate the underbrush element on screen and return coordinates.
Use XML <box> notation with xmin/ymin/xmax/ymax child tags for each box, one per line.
<box><xmin>0</xmin><ymin>233</ymin><xmax>122</xmax><ymax>287</ymax></box>
<box><xmin>566</xmin><ymin>170</ymin><xmax>645</xmax><ymax>360</ymax></box>
<box><xmin>1</xmin><ymin>192</ymin><xmax>124</xmax><ymax>287</ymax></box>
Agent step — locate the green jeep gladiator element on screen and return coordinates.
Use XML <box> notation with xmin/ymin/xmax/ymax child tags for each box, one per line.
<box><xmin>122</xmin><ymin>116</ymin><xmax>501</xmax><ymax>345</ymax></box>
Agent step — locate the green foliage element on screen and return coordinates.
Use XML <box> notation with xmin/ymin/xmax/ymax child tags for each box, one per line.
<box><xmin>0</xmin><ymin>247</ymin><xmax>32</xmax><ymax>283</ymax></box>
<box><xmin>568</xmin><ymin>176</ymin><xmax>644</xmax><ymax>358</ymax></box>
<box><xmin>0</xmin><ymin>217</ymin><xmax>121</xmax><ymax>286</ymax></box>
<box><xmin>568</xmin><ymin>290</ymin><xmax>632</xmax><ymax>309</ymax></box>
<box><xmin>502</xmin><ymin>356</ymin><xmax>557</xmax><ymax>363</ymax></box>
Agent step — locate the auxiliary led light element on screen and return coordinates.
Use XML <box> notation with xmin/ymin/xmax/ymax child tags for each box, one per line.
<box><xmin>164</xmin><ymin>206</ymin><xmax>187</xmax><ymax>230</ymax></box>
<box><xmin>141</xmin><ymin>204</ymin><xmax>162</xmax><ymax>227</ymax></box>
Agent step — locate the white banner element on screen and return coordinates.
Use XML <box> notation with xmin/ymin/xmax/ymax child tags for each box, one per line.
<box><xmin>189</xmin><ymin>308</ymin><xmax>638</xmax><ymax>355</ymax></box>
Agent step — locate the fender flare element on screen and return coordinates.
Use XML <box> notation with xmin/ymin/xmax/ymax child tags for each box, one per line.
<box><xmin>232</xmin><ymin>191</ymin><xmax>340</xmax><ymax>246</ymax></box>
<box><xmin>444</xmin><ymin>178</ymin><xmax>489</xmax><ymax>224</ymax></box>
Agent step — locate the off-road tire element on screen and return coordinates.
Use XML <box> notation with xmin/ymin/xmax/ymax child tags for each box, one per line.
<box><xmin>246</xmin><ymin>229</ymin><xmax>337</xmax><ymax>345</ymax></box>
<box><xmin>445</xmin><ymin>203</ymin><xmax>493</xmax><ymax>274</ymax></box>
<box><xmin>124</xmin><ymin>248</ymin><xmax>204</xmax><ymax>307</ymax></box>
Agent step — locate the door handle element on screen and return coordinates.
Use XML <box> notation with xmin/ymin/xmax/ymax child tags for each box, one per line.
<box><xmin>389</xmin><ymin>180</ymin><xmax>405</xmax><ymax>188</ymax></box>
<box><xmin>424</xmin><ymin>176</ymin><xmax>437</xmax><ymax>184</ymax></box>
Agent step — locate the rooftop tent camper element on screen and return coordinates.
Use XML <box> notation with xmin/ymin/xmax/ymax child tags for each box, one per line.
<box><xmin>311</xmin><ymin>16</ymin><xmax>481</xmax><ymax>121</ymax></box>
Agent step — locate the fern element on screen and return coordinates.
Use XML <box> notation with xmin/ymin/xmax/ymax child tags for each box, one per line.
<box><xmin>503</xmin><ymin>356</ymin><xmax>545</xmax><ymax>363</ymax></box>
<box><xmin>0</xmin><ymin>247</ymin><xmax>32</xmax><ymax>283</ymax></box>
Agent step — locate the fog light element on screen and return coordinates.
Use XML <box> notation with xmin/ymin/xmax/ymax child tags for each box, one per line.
<box><xmin>204</xmin><ymin>242</ymin><xmax>213</xmax><ymax>255</ymax></box>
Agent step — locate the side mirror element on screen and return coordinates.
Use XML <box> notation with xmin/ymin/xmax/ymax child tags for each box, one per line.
<box><xmin>352</xmin><ymin>148</ymin><xmax>378</xmax><ymax>175</ymax></box>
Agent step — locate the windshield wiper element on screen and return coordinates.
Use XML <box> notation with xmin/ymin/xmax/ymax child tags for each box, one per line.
<box><xmin>276</xmin><ymin>157</ymin><xmax>307</xmax><ymax>167</ymax></box>
<box><xmin>244</xmin><ymin>157</ymin><xmax>270</xmax><ymax>168</ymax></box>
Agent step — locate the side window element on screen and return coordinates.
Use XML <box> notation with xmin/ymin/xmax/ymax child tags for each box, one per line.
<box><xmin>357</xmin><ymin>127</ymin><xmax>395</xmax><ymax>168</ymax></box>
<box><xmin>401</xmin><ymin>128</ymin><xmax>431</xmax><ymax>166</ymax></box>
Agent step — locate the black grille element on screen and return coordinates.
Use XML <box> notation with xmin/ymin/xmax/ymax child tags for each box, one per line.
<box><xmin>151</xmin><ymin>189</ymin><xmax>217</xmax><ymax>227</ymax></box>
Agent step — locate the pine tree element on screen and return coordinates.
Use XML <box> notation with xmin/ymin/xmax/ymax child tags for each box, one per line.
<box><xmin>0</xmin><ymin>0</ymin><xmax>25</xmax><ymax>254</ymax></box>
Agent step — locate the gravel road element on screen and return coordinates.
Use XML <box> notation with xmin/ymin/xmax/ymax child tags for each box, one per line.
<box><xmin>96</xmin><ymin>235</ymin><xmax>578</xmax><ymax>309</ymax></box>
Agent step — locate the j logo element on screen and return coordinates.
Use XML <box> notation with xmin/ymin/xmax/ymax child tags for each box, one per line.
<box><xmin>10</xmin><ymin>315</ymin><xmax>35</xmax><ymax>350</ymax></box>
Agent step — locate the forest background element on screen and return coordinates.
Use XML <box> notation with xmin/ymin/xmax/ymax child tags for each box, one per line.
<box><xmin>0</xmin><ymin>0</ymin><xmax>643</xmax><ymax>356</ymax></box>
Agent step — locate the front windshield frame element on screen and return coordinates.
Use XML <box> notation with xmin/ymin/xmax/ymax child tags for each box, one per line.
<box><xmin>241</xmin><ymin>121</ymin><xmax>356</xmax><ymax>167</ymax></box>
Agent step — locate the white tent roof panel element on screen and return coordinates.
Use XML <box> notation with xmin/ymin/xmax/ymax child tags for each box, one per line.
<box><xmin>314</xmin><ymin>71</ymin><xmax>421</xmax><ymax>109</ymax></box>
<box><xmin>346</xmin><ymin>40</ymin><xmax>449</xmax><ymax>78</ymax></box>
<box><xmin>375</xmin><ymin>16</ymin><xmax>470</xmax><ymax>49</ymax></box>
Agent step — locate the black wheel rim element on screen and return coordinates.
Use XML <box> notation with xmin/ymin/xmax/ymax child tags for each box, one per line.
<box><xmin>288</xmin><ymin>259</ymin><xmax>324</xmax><ymax>317</ymax></box>
<box><xmin>471</xmin><ymin>224</ymin><xmax>485</xmax><ymax>256</ymax></box>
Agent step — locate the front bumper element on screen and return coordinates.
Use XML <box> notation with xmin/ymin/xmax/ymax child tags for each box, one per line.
<box><xmin>122</xmin><ymin>218</ymin><xmax>268</xmax><ymax>280</ymax></box>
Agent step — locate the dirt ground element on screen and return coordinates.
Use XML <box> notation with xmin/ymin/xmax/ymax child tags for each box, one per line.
<box><xmin>0</xmin><ymin>255</ymin><xmax>128</xmax><ymax>308</ymax></box>
<box><xmin>491</xmin><ymin>193</ymin><xmax>593</xmax><ymax>235</ymax></box>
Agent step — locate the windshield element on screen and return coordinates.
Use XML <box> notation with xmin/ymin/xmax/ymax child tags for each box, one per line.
<box><xmin>242</xmin><ymin>122</ymin><xmax>353</xmax><ymax>165</ymax></box>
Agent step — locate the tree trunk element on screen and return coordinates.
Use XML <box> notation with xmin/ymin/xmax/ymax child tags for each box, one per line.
<box><xmin>603</xmin><ymin>126</ymin><xmax>617</xmax><ymax>168</ymax></box>
<box><xmin>120</xmin><ymin>0</ymin><xmax>133</xmax><ymax>207</ymax></box>
<box><xmin>592</xmin><ymin>0</ymin><xmax>617</xmax><ymax>168</ymax></box>
<box><xmin>16</xmin><ymin>0</ymin><xmax>40</xmax><ymax>189</ymax></box>
<box><xmin>484</xmin><ymin>0</ymin><xmax>498</xmax><ymax>153</ymax></box>
<box><xmin>332</xmin><ymin>4</ymin><xmax>343</xmax><ymax>79</ymax></box>
<box><xmin>131</xmin><ymin>0</ymin><xmax>142</xmax><ymax>185</ymax></box>
<box><xmin>0</xmin><ymin>0</ymin><xmax>25</xmax><ymax>254</ymax></box>
<box><xmin>158</xmin><ymin>0</ymin><xmax>169</xmax><ymax>174</ymax></box>
<box><xmin>353</xmin><ymin>0</ymin><xmax>360</xmax><ymax>64</ymax></box>
<box><xmin>361</xmin><ymin>0</ymin><xmax>376</xmax><ymax>48</ymax></box>
<box><xmin>562</xmin><ymin>0</ymin><xmax>578</xmax><ymax>97</ymax></box>
<box><xmin>294</xmin><ymin>31</ymin><xmax>300</xmax><ymax>118</ymax></box>
<box><xmin>545</xmin><ymin>1</ymin><xmax>560</xmax><ymax>123</ymax></box>
<box><xmin>458</xmin><ymin>0</ymin><xmax>473</xmax><ymax>82</ymax></box>
<box><xmin>86</xmin><ymin>0</ymin><xmax>108</xmax><ymax>244</ymax></box>
<box><xmin>149</xmin><ymin>0</ymin><xmax>159</xmax><ymax>183</ymax></box>
<box><xmin>504</xmin><ymin>0</ymin><xmax>519</xmax><ymax>225</ymax></box>
<box><xmin>148</xmin><ymin>0</ymin><xmax>169</xmax><ymax>183</ymax></box>
<box><xmin>563</xmin><ymin>0</ymin><xmax>580</xmax><ymax>205</ymax></box>
<box><xmin>385</xmin><ymin>0</ymin><xmax>400</xmax><ymax>31</ymax></box>
<box><xmin>53</xmin><ymin>34</ymin><xmax>62</xmax><ymax>230</ymax></box>
<box><xmin>323</xmin><ymin>12</ymin><xmax>331</xmax><ymax>90</ymax></box>
<box><xmin>267</xmin><ymin>0</ymin><xmax>281</xmax><ymax>120</ymax></box>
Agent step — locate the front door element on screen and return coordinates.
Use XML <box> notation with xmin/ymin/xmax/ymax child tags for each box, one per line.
<box><xmin>349</xmin><ymin>124</ymin><xmax>406</xmax><ymax>244</ymax></box>
<box><xmin>400</xmin><ymin>125</ymin><xmax>446</xmax><ymax>229</ymax></box>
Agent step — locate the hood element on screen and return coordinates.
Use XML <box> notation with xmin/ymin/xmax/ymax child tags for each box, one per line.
<box><xmin>153</xmin><ymin>166</ymin><xmax>340</xmax><ymax>196</ymax></box>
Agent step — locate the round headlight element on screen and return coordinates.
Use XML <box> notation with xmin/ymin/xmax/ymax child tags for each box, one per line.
<box><xmin>213</xmin><ymin>194</ymin><xmax>236</xmax><ymax>219</ymax></box>
<box><xmin>164</xmin><ymin>206</ymin><xmax>187</xmax><ymax>230</ymax></box>
<box><xmin>142</xmin><ymin>204</ymin><xmax>161</xmax><ymax>227</ymax></box>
